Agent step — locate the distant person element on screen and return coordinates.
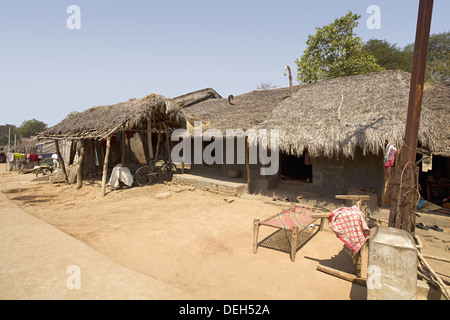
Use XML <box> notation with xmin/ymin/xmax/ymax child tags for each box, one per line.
<box><xmin>51</xmin><ymin>153</ymin><xmax>59</xmax><ymax>168</ymax></box>
<box><xmin>427</xmin><ymin>170</ymin><xmax>450</xmax><ymax>205</ymax></box>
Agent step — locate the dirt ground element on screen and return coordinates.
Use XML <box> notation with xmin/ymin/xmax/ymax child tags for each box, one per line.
<box><xmin>0</xmin><ymin>163</ymin><xmax>449</xmax><ymax>300</ymax></box>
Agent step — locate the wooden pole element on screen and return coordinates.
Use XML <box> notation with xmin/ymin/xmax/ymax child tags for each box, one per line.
<box><xmin>6</xmin><ymin>127</ymin><xmax>11</xmax><ymax>171</ymax></box>
<box><xmin>245</xmin><ymin>137</ymin><xmax>251</xmax><ymax>193</ymax></box>
<box><xmin>121</xmin><ymin>131</ymin><xmax>126</xmax><ymax>165</ymax></box>
<box><xmin>155</xmin><ymin>129</ymin><xmax>162</xmax><ymax>160</ymax></box>
<box><xmin>418</xmin><ymin>251</ymin><xmax>450</xmax><ymax>300</ymax></box>
<box><xmin>163</xmin><ymin>123</ymin><xmax>171</xmax><ymax>162</ymax></box>
<box><xmin>76</xmin><ymin>140</ymin><xmax>85</xmax><ymax>190</ymax></box>
<box><xmin>388</xmin><ymin>0</ymin><xmax>433</xmax><ymax>233</ymax></box>
<box><xmin>253</xmin><ymin>219</ymin><xmax>260</xmax><ymax>254</ymax></box>
<box><xmin>147</xmin><ymin>117</ymin><xmax>154</xmax><ymax>160</ymax></box>
<box><xmin>290</xmin><ymin>226</ymin><xmax>299</xmax><ymax>262</ymax></box>
<box><xmin>54</xmin><ymin>140</ymin><xmax>68</xmax><ymax>184</ymax></box>
<box><xmin>101</xmin><ymin>137</ymin><xmax>111</xmax><ymax>197</ymax></box>
<box><xmin>317</xmin><ymin>265</ymin><xmax>367</xmax><ymax>287</ymax></box>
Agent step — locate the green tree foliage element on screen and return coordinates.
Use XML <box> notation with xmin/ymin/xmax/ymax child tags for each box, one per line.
<box><xmin>0</xmin><ymin>124</ymin><xmax>17</xmax><ymax>146</ymax></box>
<box><xmin>295</xmin><ymin>11</ymin><xmax>383</xmax><ymax>83</ymax></box>
<box><xmin>15</xmin><ymin>119</ymin><xmax>47</xmax><ymax>138</ymax></box>
<box><xmin>424</xmin><ymin>31</ymin><xmax>449</xmax><ymax>82</ymax></box>
<box><xmin>363</xmin><ymin>39</ymin><xmax>412</xmax><ymax>72</ymax></box>
<box><xmin>403</xmin><ymin>31</ymin><xmax>449</xmax><ymax>82</ymax></box>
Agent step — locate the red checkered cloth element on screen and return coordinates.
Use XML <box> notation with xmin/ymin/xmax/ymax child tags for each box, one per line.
<box><xmin>328</xmin><ymin>205</ymin><xmax>370</xmax><ymax>253</ymax></box>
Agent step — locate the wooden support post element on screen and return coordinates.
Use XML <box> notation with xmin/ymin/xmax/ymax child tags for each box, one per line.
<box><xmin>76</xmin><ymin>139</ymin><xmax>85</xmax><ymax>190</ymax></box>
<box><xmin>388</xmin><ymin>0</ymin><xmax>433</xmax><ymax>233</ymax></box>
<box><xmin>290</xmin><ymin>226</ymin><xmax>299</xmax><ymax>262</ymax></box>
<box><xmin>319</xmin><ymin>218</ymin><xmax>326</xmax><ymax>231</ymax></box>
<box><xmin>101</xmin><ymin>137</ymin><xmax>111</xmax><ymax>197</ymax></box>
<box><xmin>121</xmin><ymin>131</ymin><xmax>126</xmax><ymax>165</ymax></box>
<box><xmin>54</xmin><ymin>140</ymin><xmax>68</xmax><ymax>184</ymax></box>
<box><xmin>155</xmin><ymin>130</ymin><xmax>162</xmax><ymax>160</ymax></box>
<box><xmin>357</xmin><ymin>242</ymin><xmax>369</xmax><ymax>279</ymax></box>
<box><xmin>163</xmin><ymin>123</ymin><xmax>172</xmax><ymax>176</ymax></box>
<box><xmin>147</xmin><ymin>117</ymin><xmax>154</xmax><ymax>160</ymax></box>
<box><xmin>163</xmin><ymin>123</ymin><xmax>171</xmax><ymax>162</ymax></box>
<box><xmin>253</xmin><ymin>219</ymin><xmax>260</xmax><ymax>254</ymax></box>
<box><xmin>6</xmin><ymin>127</ymin><xmax>10</xmax><ymax>172</ymax></box>
<box><xmin>245</xmin><ymin>137</ymin><xmax>251</xmax><ymax>193</ymax></box>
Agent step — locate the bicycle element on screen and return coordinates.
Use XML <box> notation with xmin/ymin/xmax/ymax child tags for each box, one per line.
<box><xmin>133</xmin><ymin>158</ymin><xmax>177</xmax><ymax>186</ymax></box>
<box><xmin>35</xmin><ymin>159</ymin><xmax>60</xmax><ymax>177</ymax></box>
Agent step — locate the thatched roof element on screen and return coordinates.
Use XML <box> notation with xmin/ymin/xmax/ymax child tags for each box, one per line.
<box><xmin>257</xmin><ymin>70</ymin><xmax>449</xmax><ymax>158</ymax></box>
<box><xmin>183</xmin><ymin>85</ymin><xmax>302</xmax><ymax>132</ymax></box>
<box><xmin>421</xmin><ymin>81</ymin><xmax>450</xmax><ymax>157</ymax></box>
<box><xmin>173</xmin><ymin>88</ymin><xmax>222</xmax><ymax>108</ymax></box>
<box><xmin>40</xmin><ymin>94</ymin><xmax>185</xmax><ymax>140</ymax></box>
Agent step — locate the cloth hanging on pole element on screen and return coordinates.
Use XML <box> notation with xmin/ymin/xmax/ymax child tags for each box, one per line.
<box><xmin>7</xmin><ymin>152</ymin><xmax>14</xmax><ymax>162</ymax></box>
<box><xmin>30</xmin><ymin>154</ymin><xmax>39</xmax><ymax>162</ymax></box>
<box><xmin>384</xmin><ymin>143</ymin><xmax>397</xmax><ymax>172</ymax></box>
<box><xmin>328</xmin><ymin>205</ymin><xmax>370</xmax><ymax>253</ymax></box>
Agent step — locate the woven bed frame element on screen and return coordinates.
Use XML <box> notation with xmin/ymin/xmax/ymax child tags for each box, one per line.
<box><xmin>252</xmin><ymin>205</ymin><xmax>329</xmax><ymax>262</ymax></box>
<box><xmin>253</xmin><ymin>195</ymin><xmax>370</xmax><ymax>262</ymax></box>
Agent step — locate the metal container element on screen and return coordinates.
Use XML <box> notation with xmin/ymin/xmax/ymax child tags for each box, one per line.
<box><xmin>367</xmin><ymin>226</ymin><xmax>417</xmax><ymax>300</ymax></box>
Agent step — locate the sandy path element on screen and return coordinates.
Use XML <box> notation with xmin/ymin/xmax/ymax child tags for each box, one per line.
<box><xmin>0</xmin><ymin>166</ymin><xmax>368</xmax><ymax>299</ymax></box>
<box><xmin>2</xmin><ymin>163</ymin><xmax>448</xmax><ymax>299</ymax></box>
<box><xmin>0</xmin><ymin>173</ymin><xmax>191</xmax><ymax>299</ymax></box>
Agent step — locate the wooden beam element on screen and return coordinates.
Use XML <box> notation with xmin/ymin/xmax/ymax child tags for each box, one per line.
<box><xmin>54</xmin><ymin>140</ymin><xmax>68</xmax><ymax>184</ymax></box>
<box><xmin>147</xmin><ymin>117</ymin><xmax>154</xmax><ymax>160</ymax></box>
<box><xmin>335</xmin><ymin>195</ymin><xmax>371</xmax><ymax>201</ymax></box>
<box><xmin>76</xmin><ymin>139</ymin><xmax>85</xmax><ymax>190</ymax></box>
<box><xmin>101</xmin><ymin>137</ymin><xmax>111</xmax><ymax>197</ymax></box>
<box><xmin>311</xmin><ymin>213</ymin><xmax>330</xmax><ymax>219</ymax></box>
<box><xmin>317</xmin><ymin>265</ymin><xmax>367</xmax><ymax>287</ymax></box>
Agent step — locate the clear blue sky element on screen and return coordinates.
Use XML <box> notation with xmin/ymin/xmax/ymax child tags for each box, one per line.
<box><xmin>0</xmin><ymin>0</ymin><xmax>449</xmax><ymax>127</ymax></box>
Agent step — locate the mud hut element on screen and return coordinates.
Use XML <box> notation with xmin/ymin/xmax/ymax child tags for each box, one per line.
<box><xmin>178</xmin><ymin>85</ymin><xmax>303</xmax><ymax>192</ymax></box>
<box><xmin>257</xmin><ymin>70</ymin><xmax>450</xmax><ymax>204</ymax></box>
<box><xmin>38</xmin><ymin>94</ymin><xmax>186</xmax><ymax>195</ymax></box>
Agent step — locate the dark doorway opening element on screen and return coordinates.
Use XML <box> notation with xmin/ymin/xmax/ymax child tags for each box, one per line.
<box><xmin>280</xmin><ymin>150</ymin><xmax>312</xmax><ymax>182</ymax></box>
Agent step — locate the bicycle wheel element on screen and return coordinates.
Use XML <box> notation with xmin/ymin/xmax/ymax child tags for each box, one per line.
<box><xmin>36</xmin><ymin>167</ymin><xmax>53</xmax><ymax>177</ymax></box>
<box><xmin>134</xmin><ymin>165</ymin><xmax>155</xmax><ymax>186</ymax></box>
<box><xmin>160</xmin><ymin>162</ymin><xmax>177</xmax><ymax>181</ymax></box>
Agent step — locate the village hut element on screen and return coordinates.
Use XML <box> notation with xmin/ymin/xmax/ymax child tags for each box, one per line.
<box><xmin>38</xmin><ymin>94</ymin><xmax>185</xmax><ymax>195</ymax></box>
<box><xmin>257</xmin><ymin>70</ymin><xmax>450</xmax><ymax>204</ymax></box>
<box><xmin>179</xmin><ymin>85</ymin><xmax>303</xmax><ymax>191</ymax></box>
<box><xmin>179</xmin><ymin>70</ymin><xmax>449</xmax><ymax>205</ymax></box>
